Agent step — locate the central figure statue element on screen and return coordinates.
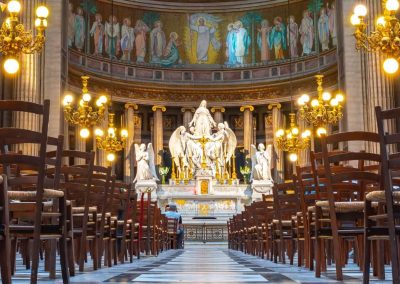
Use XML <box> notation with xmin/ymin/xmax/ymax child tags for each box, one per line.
<box><xmin>189</xmin><ymin>100</ymin><xmax>216</xmax><ymax>136</ymax></box>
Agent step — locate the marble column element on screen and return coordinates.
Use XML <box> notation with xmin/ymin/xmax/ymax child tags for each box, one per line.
<box><xmin>152</xmin><ymin>105</ymin><xmax>166</xmax><ymax>166</ymax></box>
<box><xmin>211</xmin><ymin>107</ymin><xmax>225</xmax><ymax>124</ymax></box>
<box><xmin>268</xmin><ymin>103</ymin><xmax>284</xmax><ymax>183</ymax></box>
<box><xmin>75</xmin><ymin>126</ymin><xmax>86</xmax><ymax>164</ymax></box>
<box><xmin>297</xmin><ymin>112</ymin><xmax>310</xmax><ymax>167</ymax></box>
<box><xmin>240</xmin><ymin>105</ymin><xmax>254</xmax><ymax>158</ymax></box>
<box><xmin>264</xmin><ymin>112</ymin><xmax>273</xmax><ymax>146</ymax></box>
<box><xmin>124</xmin><ymin>103</ymin><xmax>138</xmax><ymax>183</ymax></box>
<box><xmin>181</xmin><ymin>107</ymin><xmax>195</xmax><ymax>129</ymax></box>
<box><xmin>95</xmin><ymin>108</ymin><xmax>108</xmax><ymax>167</ymax></box>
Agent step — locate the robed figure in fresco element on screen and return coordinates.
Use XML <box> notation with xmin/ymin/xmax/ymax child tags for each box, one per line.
<box><xmin>226</xmin><ymin>23</ymin><xmax>237</xmax><ymax>65</ymax></box>
<box><xmin>327</xmin><ymin>2</ymin><xmax>337</xmax><ymax>46</ymax></box>
<box><xmin>287</xmin><ymin>15</ymin><xmax>299</xmax><ymax>58</ymax></box>
<box><xmin>269</xmin><ymin>17</ymin><xmax>286</xmax><ymax>60</ymax></box>
<box><xmin>257</xmin><ymin>19</ymin><xmax>271</xmax><ymax>62</ymax></box>
<box><xmin>74</xmin><ymin>7</ymin><xmax>85</xmax><ymax>51</ymax></box>
<box><xmin>234</xmin><ymin>21</ymin><xmax>250</xmax><ymax>64</ymax></box>
<box><xmin>150</xmin><ymin>20</ymin><xmax>166</xmax><ymax>63</ymax></box>
<box><xmin>134</xmin><ymin>20</ymin><xmax>150</xmax><ymax>63</ymax></box>
<box><xmin>105</xmin><ymin>15</ymin><xmax>120</xmax><ymax>59</ymax></box>
<box><xmin>90</xmin><ymin>13</ymin><xmax>104</xmax><ymax>56</ymax></box>
<box><xmin>68</xmin><ymin>2</ymin><xmax>75</xmax><ymax>47</ymax></box>
<box><xmin>188</xmin><ymin>14</ymin><xmax>221</xmax><ymax>63</ymax></box>
<box><xmin>299</xmin><ymin>10</ymin><xmax>314</xmax><ymax>56</ymax></box>
<box><xmin>121</xmin><ymin>18</ymin><xmax>135</xmax><ymax>61</ymax></box>
<box><xmin>318</xmin><ymin>8</ymin><xmax>330</xmax><ymax>51</ymax></box>
<box><xmin>160</xmin><ymin>32</ymin><xmax>180</xmax><ymax>67</ymax></box>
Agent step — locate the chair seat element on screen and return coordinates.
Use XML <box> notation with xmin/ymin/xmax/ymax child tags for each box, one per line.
<box><xmin>272</xmin><ymin>219</ymin><xmax>292</xmax><ymax>226</ymax></box>
<box><xmin>366</xmin><ymin>190</ymin><xmax>400</xmax><ymax>203</ymax></box>
<box><xmin>316</xmin><ymin>200</ymin><xmax>364</xmax><ymax>213</ymax></box>
<box><xmin>8</xmin><ymin>188</ymin><xmax>64</xmax><ymax>201</ymax></box>
<box><xmin>72</xmin><ymin>206</ymin><xmax>97</xmax><ymax>213</ymax></box>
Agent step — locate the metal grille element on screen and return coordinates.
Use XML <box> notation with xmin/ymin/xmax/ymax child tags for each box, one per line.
<box><xmin>184</xmin><ymin>224</ymin><xmax>227</xmax><ymax>242</ymax></box>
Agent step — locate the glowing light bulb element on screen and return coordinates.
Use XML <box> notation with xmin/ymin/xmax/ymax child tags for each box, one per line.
<box><xmin>96</xmin><ymin>99</ymin><xmax>103</xmax><ymax>107</ymax></box>
<box><xmin>99</xmin><ymin>95</ymin><xmax>107</xmax><ymax>104</ymax></box>
<box><xmin>386</xmin><ymin>0</ymin><xmax>399</xmax><ymax>11</ymax></box>
<box><xmin>4</xmin><ymin>58</ymin><xmax>19</xmax><ymax>74</ymax></box>
<box><xmin>82</xmin><ymin>93</ymin><xmax>91</xmax><ymax>102</ymax></box>
<box><xmin>79</xmin><ymin>100</ymin><xmax>84</xmax><ymax>107</ymax></box>
<box><xmin>376</xmin><ymin>16</ymin><xmax>385</xmax><ymax>26</ymax></box>
<box><xmin>35</xmin><ymin>18</ymin><xmax>41</xmax><ymax>27</ymax></box>
<box><xmin>63</xmin><ymin>94</ymin><xmax>73</xmax><ymax>106</ymax></box>
<box><xmin>335</xmin><ymin>93</ymin><xmax>344</xmax><ymax>102</ymax></box>
<box><xmin>276</xmin><ymin>129</ymin><xmax>285</xmax><ymax>137</ymax></box>
<box><xmin>354</xmin><ymin>4</ymin><xmax>367</xmax><ymax>17</ymax></box>
<box><xmin>330</xmin><ymin>98</ymin><xmax>339</xmax><ymax>107</ymax></box>
<box><xmin>7</xmin><ymin>1</ymin><xmax>21</xmax><ymax>13</ymax></box>
<box><xmin>383</xmin><ymin>57</ymin><xmax>399</xmax><ymax>74</ymax></box>
<box><xmin>297</xmin><ymin>97</ymin><xmax>305</xmax><ymax>106</ymax></box>
<box><xmin>107</xmin><ymin>153</ymin><xmax>115</xmax><ymax>162</ymax></box>
<box><xmin>289</xmin><ymin>153</ymin><xmax>298</xmax><ymax>162</ymax></box>
<box><xmin>94</xmin><ymin>128</ymin><xmax>104</xmax><ymax>137</ymax></box>
<box><xmin>302</xmin><ymin>129</ymin><xmax>311</xmax><ymax>139</ymax></box>
<box><xmin>291</xmin><ymin>127</ymin><xmax>299</xmax><ymax>135</ymax></box>
<box><xmin>80</xmin><ymin>128</ymin><xmax>90</xmax><ymax>138</ymax></box>
<box><xmin>322</xmin><ymin>92</ymin><xmax>331</xmax><ymax>101</ymax></box>
<box><xmin>36</xmin><ymin>6</ymin><xmax>49</xmax><ymax>18</ymax></box>
<box><xmin>302</xmin><ymin>94</ymin><xmax>310</xmax><ymax>103</ymax></box>
<box><xmin>108</xmin><ymin>127</ymin><xmax>115</xmax><ymax>137</ymax></box>
<box><xmin>311</xmin><ymin>99</ymin><xmax>319</xmax><ymax>107</ymax></box>
<box><xmin>350</xmin><ymin>14</ymin><xmax>361</xmax><ymax>26</ymax></box>
<box><xmin>121</xmin><ymin>129</ymin><xmax>128</xmax><ymax>138</ymax></box>
<box><xmin>317</xmin><ymin>127</ymin><xmax>327</xmax><ymax>137</ymax></box>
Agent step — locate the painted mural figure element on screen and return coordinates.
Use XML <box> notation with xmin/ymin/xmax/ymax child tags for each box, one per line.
<box><xmin>318</xmin><ymin>8</ymin><xmax>330</xmax><ymax>51</ymax></box>
<box><xmin>121</xmin><ymin>18</ymin><xmax>135</xmax><ymax>61</ymax></box>
<box><xmin>287</xmin><ymin>15</ymin><xmax>299</xmax><ymax>58</ymax></box>
<box><xmin>134</xmin><ymin>20</ymin><xmax>150</xmax><ymax>63</ymax></box>
<box><xmin>189</xmin><ymin>14</ymin><xmax>221</xmax><ymax>63</ymax></box>
<box><xmin>269</xmin><ymin>17</ymin><xmax>286</xmax><ymax>60</ymax></box>
<box><xmin>257</xmin><ymin>19</ymin><xmax>271</xmax><ymax>62</ymax></box>
<box><xmin>74</xmin><ymin>7</ymin><xmax>85</xmax><ymax>51</ymax></box>
<box><xmin>299</xmin><ymin>10</ymin><xmax>314</xmax><ymax>56</ymax></box>
<box><xmin>234</xmin><ymin>21</ymin><xmax>250</xmax><ymax>65</ymax></box>
<box><xmin>226</xmin><ymin>23</ymin><xmax>237</xmax><ymax>65</ymax></box>
<box><xmin>150</xmin><ymin>21</ymin><xmax>166</xmax><ymax>63</ymax></box>
<box><xmin>68</xmin><ymin>2</ymin><xmax>75</xmax><ymax>47</ymax></box>
<box><xmin>90</xmin><ymin>13</ymin><xmax>104</xmax><ymax>56</ymax></box>
<box><xmin>327</xmin><ymin>2</ymin><xmax>337</xmax><ymax>46</ymax></box>
<box><xmin>105</xmin><ymin>15</ymin><xmax>120</xmax><ymax>59</ymax></box>
<box><xmin>160</xmin><ymin>32</ymin><xmax>180</xmax><ymax>67</ymax></box>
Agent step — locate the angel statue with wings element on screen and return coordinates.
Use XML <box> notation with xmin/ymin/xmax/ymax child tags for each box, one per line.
<box><xmin>133</xmin><ymin>143</ymin><xmax>159</xmax><ymax>182</ymax></box>
<box><xmin>250</xmin><ymin>143</ymin><xmax>273</xmax><ymax>182</ymax></box>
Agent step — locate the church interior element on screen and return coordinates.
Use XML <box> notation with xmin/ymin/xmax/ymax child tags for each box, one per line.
<box><xmin>0</xmin><ymin>0</ymin><xmax>400</xmax><ymax>283</ymax></box>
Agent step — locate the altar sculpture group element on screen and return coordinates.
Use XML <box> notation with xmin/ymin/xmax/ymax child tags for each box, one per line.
<box><xmin>131</xmin><ymin>101</ymin><xmax>273</xmax><ymax>186</ymax></box>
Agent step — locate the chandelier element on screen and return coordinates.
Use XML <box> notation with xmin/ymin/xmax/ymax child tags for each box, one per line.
<box><xmin>0</xmin><ymin>0</ymin><xmax>49</xmax><ymax>74</ymax></box>
<box><xmin>275</xmin><ymin>113</ymin><xmax>311</xmax><ymax>162</ymax></box>
<box><xmin>351</xmin><ymin>0</ymin><xmax>400</xmax><ymax>74</ymax></box>
<box><xmin>63</xmin><ymin>75</ymin><xmax>108</xmax><ymax>138</ymax></box>
<box><xmin>297</xmin><ymin>75</ymin><xmax>345</xmax><ymax>135</ymax></box>
<box><xmin>95</xmin><ymin>113</ymin><xmax>128</xmax><ymax>162</ymax></box>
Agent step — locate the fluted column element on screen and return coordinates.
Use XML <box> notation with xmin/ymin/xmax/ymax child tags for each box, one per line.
<box><xmin>268</xmin><ymin>103</ymin><xmax>283</xmax><ymax>182</ymax></box>
<box><xmin>152</xmin><ymin>105</ymin><xmax>166</xmax><ymax>166</ymax></box>
<box><xmin>264</xmin><ymin>112</ymin><xmax>273</xmax><ymax>147</ymax></box>
<box><xmin>181</xmin><ymin>107</ymin><xmax>195</xmax><ymax>129</ymax></box>
<box><xmin>240</xmin><ymin>105</ymin><xmax>254</xmax><ymax>157</ymax></box>
<box><xmin>298</xmin><ymin>112</ymin><xmax>310</xmax><ymax>167</ymax></box>
<box><xmin>12</xmin><ymin>0</ymin><xmax>42</xmax><ymax>155</ymax></box>
<box><xmin>75</xmin><ymin>126</ymin><xmax>86</xmax><ymax>164</ymax></box>
<box><xmin>96</xmin><ymin>108</ymin><xmax>108</xmax><ymax>167</ymax></box>
<box><xmin>124</xmin><ymin>103</ymin><xmax>138</xmax><ymax>183</ymax></box>
<box><xmin>211</xmin><ymin>107</ymin><xmax>225</xmax><ymax>124</ymax></box>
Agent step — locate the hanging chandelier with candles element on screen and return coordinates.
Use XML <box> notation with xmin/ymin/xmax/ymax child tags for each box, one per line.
<box><xmin>275</xmin><ymin>113</ymin><xmax>311</xmax><ymax>163</ymax></box>
<box><xmin>63</xmin><ymin>75</ymin><xmax>108</xmax><ymax>138</ymax></box>
<box><xmin>95</xmin><ymin>112</ymin><xmax>128</xmax><ymax>162</ymax></box>
<box><xmin>0</xmin><ymin>0</ymin><xmax>49</xmax><ymax>74</ymax></box>
<box><xmin>351</xmin><ymin>0</ymin><xmax>400</xmax><ymax>74</ymax></box>
<box><xmin>297</xmin><ymin>74</ymin><xmax>345</xmax><ymax>135</ymax></box>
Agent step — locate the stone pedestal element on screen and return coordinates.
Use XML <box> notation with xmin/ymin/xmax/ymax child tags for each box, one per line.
<box><xmin>195</xmin><ymin>169</ymin><xmax>214</xmax><ymax>195</ymax></box>
<box><xmin>135</xmin><ymin>180</ymin><xmax>158</xmax><ymax>201</ymax></box>
<box><xmin>251</xmin><ymin>180</ymin><xmax>274</xmax><ymax>202</ymax></box>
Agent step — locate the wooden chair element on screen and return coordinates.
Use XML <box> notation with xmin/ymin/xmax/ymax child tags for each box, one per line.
<box><xmin>363</xmin><ymin>106</ymin><xmax>400</xmax><ymax>284</ymax></box>
<box><xmin>317</xmin><ymin>131</ymin><xmax>381</xmax><ymax>281</ymax></box>
<box><xmin>0</xmin><ymin>100</ymin><xmax>69</xmax><ymax>283</ymax></box>
<box><xmin>166</xmin><ymin>217</ymin><xmax>178</xmax><ymax>249</ymax></box>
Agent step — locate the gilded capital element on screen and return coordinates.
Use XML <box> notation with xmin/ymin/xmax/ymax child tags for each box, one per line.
<box><xmin>181</xmin><ymin>107</ymin><xmax>195</xmax><ymax>113</ymax></box>
<box><xmin>267</xmin><ymin>103</ymin><xmax>282</xmax><ymax>110</ymax></box>
<box><xmin>152</xmin><ymin>105</ymin><xmax>166</xmax><ymax>112</ymax></box>
<box><xmin>211</xmin><ymin>107</ymin><xmax>226</xmax><ymax>113</ymax></box>
<box><xmin>125</xmin><ymin>103</ymin><xmax>138</xmax><ymax>110</ymax></box>
<box><xmin>240</xmin><ymin>105</ymin><xmax>254</xmax><ymax>112</ymax></box>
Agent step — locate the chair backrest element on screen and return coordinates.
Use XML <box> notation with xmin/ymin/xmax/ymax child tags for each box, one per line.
<box><xmin>320</xmin><ymin>131</ymin><xmax>382</xmax><ymax>204</ymax></box>
<box><xmin>167</xmin><ymin>217</ymin><xmax>178</xmax><ymax>234</ymax></box>
<box><xmin>295</xmin><ymin>164</ymin><xmax>318</xmax><ymax>217</ymax></box>
<box><xmin>272</xmin><ymin>181</ymin><xmax>300</xmax><ymax>221</ymax></box>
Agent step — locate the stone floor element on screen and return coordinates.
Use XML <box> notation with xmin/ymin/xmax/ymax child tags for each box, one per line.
<box><xmin>10</xmin><ymin>243</ymin><xmax>393</xmax><ymax>283</ymax></box>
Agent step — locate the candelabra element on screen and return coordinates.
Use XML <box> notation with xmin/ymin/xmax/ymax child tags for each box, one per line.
<box><xmin>95</xmin><ymin>113</ymin><xmax>128</xmax><ymax>162</ymax></box>
<box><xmin>275</xmin><ymin>113</ymin><xmax>311</xmax><ymax>162</ymax></box>
<box><xmin>351</xmin><ymin>0</ymin><xmax>400</xmax><ymax>74</ymax></box>
<box><xmin>0</xmin><ymin>0</ymin><xmax>49</xmax><ymax>74</ymax></box>
<box><xmin>63</xmin><ymin>75</ymin><xmax>108</xmax><ymax>138</ymax></box>
<box><xmin>297</xmin><ymin>75</ymin><xmax>345</xmax><ymax>135</ymax></box>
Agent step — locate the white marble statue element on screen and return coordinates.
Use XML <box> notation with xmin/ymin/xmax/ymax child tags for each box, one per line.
<box><xmin>189</xmin><ymin>100</ymin><xmax>217</xmax><ymax>137</ymax></box>
<box><xmin>250</xmin><ymin>143</ymin><xmax>273</xmax><ymax>182</ymax></box>
<box><xmin>133</xmin><ymin>143</ymin><xmax>159</xmax><ymax>182</ymax></box>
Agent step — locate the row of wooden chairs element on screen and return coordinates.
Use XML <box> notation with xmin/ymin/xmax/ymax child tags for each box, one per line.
<box><xmin>228</xmin><ymin>105</ymin><xmax>400</xmax><ymax>283</ymax></box>
<box><xmin>0</xmin><ymin>100</ymin><xmax>178</xmax><ymax>284</ymax></box>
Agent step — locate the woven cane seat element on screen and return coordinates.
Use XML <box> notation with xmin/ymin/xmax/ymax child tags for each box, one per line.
<box><xmin>71</xmin><ymin>206</ymin><xmax>97</xmax><ymax>214</ymax></box>
<box><xmin>366</xmin><ymin>190</ymin><xmax>400</xmax><ymax>203</ymax></box>
<box><xmin>316</xmin><ymin>200</ymin><xmax>364</xmax><ymax>213</ymax></box>
<box><xmin>8</xmin><ymin>188</ymin><xmax>64</xmax><ymax>201</ymax></box>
